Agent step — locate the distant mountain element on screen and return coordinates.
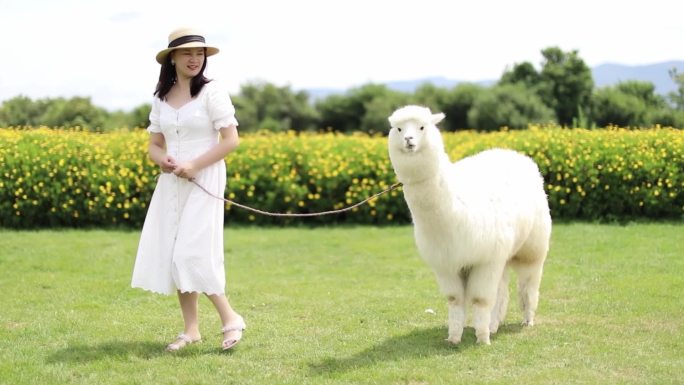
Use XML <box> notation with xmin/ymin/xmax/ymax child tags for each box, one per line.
<box><xmin>591</xmin><ymin>61</ymin><xmax>683</xmax><ymax>95</ymax></box>
<box><xmin>305</xmin><ymin>77</ymin><xmax>492</xmax><ymax>100</ymax></box>
<box><xmin>305</xmin><ymin>61</ymin><xmax>684</xmax><ymax>99</ymax></box>
<box><xmin>382</xmin><ymin>76</ymin><xmax>494</xmax><ymax>92</ymax></box>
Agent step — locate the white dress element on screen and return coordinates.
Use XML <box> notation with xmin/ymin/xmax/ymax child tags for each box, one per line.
<box><xmin>131</xmin><ymin>81</ymin><xmax>238</xmax><ymax>295</ymax></box>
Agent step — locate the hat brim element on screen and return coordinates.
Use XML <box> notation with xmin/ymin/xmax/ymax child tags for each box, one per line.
<box><xmin>156</xmin><ymin>43</ymin><xmax>219</xmax><ymax>64</ymax></box>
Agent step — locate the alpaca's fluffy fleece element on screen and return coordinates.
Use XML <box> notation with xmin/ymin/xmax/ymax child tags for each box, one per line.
<box><xmin>388</xmin><ymin>105</ymin><xmax>552</xmax><ymax>345</ymax></box>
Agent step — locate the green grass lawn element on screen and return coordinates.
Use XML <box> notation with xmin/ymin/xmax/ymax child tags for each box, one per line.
<box><xmin>1</xmin><ymin>223</ymin><xmax>682</xmax><ymax>385</ymax></box>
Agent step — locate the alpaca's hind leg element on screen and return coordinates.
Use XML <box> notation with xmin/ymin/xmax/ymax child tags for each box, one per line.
<box><xmin>435</xmin><ymin>273</ymin><xmax>466</xmax><ymax>344</ymax></box>
<box><xmin>467</xmin><ymin>262</ymin><xmax>506</xmax><ymax>345</ymax></box>
<box><xmin>513</xmin><ymin>260</ymin><xmax>545</xmax><ymax>326</ymax></box>
<box><xmin>489</xmin><ymin>267</ymin><xmax>510</xmax><ymax>334</ymax></box>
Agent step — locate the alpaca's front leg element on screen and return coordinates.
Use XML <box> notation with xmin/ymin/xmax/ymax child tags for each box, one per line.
<box><xmin>435</xmin><ymin>272</ymin><xmax>466</xmax><ymax>344</ymax></box>
<box><xmin>446</xmin><ymin>294</ymin><xmax>466</xmax><ymax>344</ymax></box>
<box><xmin>467</xmin><ymin>262</ymin><xmax>506</xmax><ymax>345</ymax></box>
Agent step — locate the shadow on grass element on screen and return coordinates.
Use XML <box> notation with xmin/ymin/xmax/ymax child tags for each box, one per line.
<box><xmin>309</xmin><ymin>323</ymin><xmax>524</xmax><ymax>374</ymax></box>
<box><xmin>45</xmin><ymin>340</ymin><xmax>215</xmax><ymax>364</ymax></box>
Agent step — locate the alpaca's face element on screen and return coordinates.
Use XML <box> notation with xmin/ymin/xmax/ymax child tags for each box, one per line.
<box><xmin>389</xmin><ymin>119</ymin><xmax>429</xmax><ymax>154</ymax></box>
<box><xmin>387</xmin><ymin>109</ymin><xmax>447</xmax><ymax>183</ymax></box>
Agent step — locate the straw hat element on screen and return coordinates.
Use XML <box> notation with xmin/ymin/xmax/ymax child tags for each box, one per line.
<box><xmin>155</xmin><ymin>28</ymin><xmax>219</xmax><ymax>64</ymax></box>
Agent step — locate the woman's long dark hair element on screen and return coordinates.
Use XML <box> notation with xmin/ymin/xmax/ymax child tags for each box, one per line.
<box><xmin>154</xmin><ymin>48</ymin><xmax>211</xmax><ymax>100</ymax></box>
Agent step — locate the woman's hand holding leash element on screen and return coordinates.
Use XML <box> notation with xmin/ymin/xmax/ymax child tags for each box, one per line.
<box><xmin>173</xmin><ymin>161</ymin><xmax>199</xmax><ymax>180</ymax></box>
<box><xmin>159</xmin><ymin>155</ymin><xmax>178</xmax><ymax>173</ymax></box>
<box><xmin>157</xmin><ymin>155</ymin><xmax>199</xmax><ymax>180</ymax></box>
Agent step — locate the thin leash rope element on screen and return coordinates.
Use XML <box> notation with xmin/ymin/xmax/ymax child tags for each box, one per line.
<box><xmin>190</xmin><ymin>178</ymin><xmax>403</xmax><ymax>217</ymax></box>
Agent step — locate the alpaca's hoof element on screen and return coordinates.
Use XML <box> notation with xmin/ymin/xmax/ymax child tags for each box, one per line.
<box><xmin>445</xmin><ymin>337</ymin><xmax>461</xmax><ymax>345</ymax></box>
<box><xmin>522</xmin><ymin>319</ymin><xmax>535</xmax><ymax>327</ymax></box>
<box><xmin>475</xmin><ymin>332</ymin><xmax>491</xmax><ymax>345</ymax></box>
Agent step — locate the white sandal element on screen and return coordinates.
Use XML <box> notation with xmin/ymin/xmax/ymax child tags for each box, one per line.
<box><xmin>166</xmin><ymin>333</ymin><xmax>201</xmax><ymax>352</ymax></box>
<box><xmin>221</xmin><ymin>316</ymin><xmax>246</xmax><ymax>351</ymax></box>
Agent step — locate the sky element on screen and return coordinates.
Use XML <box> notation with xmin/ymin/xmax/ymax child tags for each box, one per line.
<box><xmin>1</xmin><ymin>0</ymin><xmax>682</xmax><ymax>111</ymax></box>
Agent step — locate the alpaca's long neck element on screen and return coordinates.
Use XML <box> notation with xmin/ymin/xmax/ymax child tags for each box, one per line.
<box><xmin>390</xmin><ymin>140</ymin><xmax>461</xmax><ymax>219</ymax></box>
<box><xmin>403</xmin><ymin>174</ymin><xmax>470</xmax><ymax>239</ymax></box>
<box><xmin>400</xmin><ymin>149</ymin><xmax>461</xmax><ymax>221</ymax></box>
<box><xmin>393</xmin><ymin>149</ymin><xmax>449</xmax><ymax>186</ymax></box>
<box><xmin>402</xmin><ymin>169</ymin><xmax>455</xmax><ymax>214</ymax></box>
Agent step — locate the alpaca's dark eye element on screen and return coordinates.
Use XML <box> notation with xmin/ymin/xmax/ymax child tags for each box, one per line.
<box><xmin>420</xmin><ymin>126</ymin><xmax>424</xmax><ymax>130</ymax></box>
<box><xmin>397</xmin><ymin>127</ymin><xmax>402</xmax><ymax>132</ymax></box>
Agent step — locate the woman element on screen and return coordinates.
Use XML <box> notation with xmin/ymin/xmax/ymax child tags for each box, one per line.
<box><xmin>131</xmin><ymin>27</ymin><xmax>244</xmax><ymax>352</ymax></box>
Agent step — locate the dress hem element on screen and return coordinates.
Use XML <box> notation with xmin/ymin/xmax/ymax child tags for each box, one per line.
<box><xmin>131</xmin><ymin>284</ymin><xmax>225</xmax><ymax>296</ymax></box>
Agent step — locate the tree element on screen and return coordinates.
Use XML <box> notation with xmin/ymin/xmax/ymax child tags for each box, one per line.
<box><xmin>668</xmin><ymin>68</ymin><xmax>684</xmax><ymax>110</ymax></box>
<box><xmin>0</xmin><ymin>95</ymin><xmax>48</xmax><ymax>127</ymax></box>
<box><xmin>646</xmin><ymin>108</ymin><xmax>684</xmax><ymax>128</ymax></box>
<box><xmin>410</xmin><ymin>83</ymin><xmax>477</xmax><ymax>131</ymax></box>
<box><xmin>499</xmin><ymin>61</ymin><xmax>542</xmax><ymax>91</ymax></box>
<box><xmin>315</xmin><ymin>93</ymin><xmax>357</xmax><ymax>132</ymax></box>
<box><xmin>0</xmin><ymin>96</ymin><xmax>108</xmax><ymax>130</ymax></box>
<box><xmin>232</xmin><ymin>81</ymin><xmax>318</xmax><ymax>132</ymax></box>
<box><xmin>317</xmin><ymin>83</ymin><xmax>408</xmax><ymax>133</ymax></box>
<box><xmin>440</xmin><ymin>83</ymin><xmax>486</xmax><ymax>130</ymax></box>
<box><xmin>538</xmin><ymin>47</ymin><xmax>594</xmax><ymax>126</ymax></box>
<box><xmin>40</xmin><ymin>97</ymin><xmax>108</xmax><ymax>130</ymax></box>
<box><xmin>128</xmin><ymin>103</ymin><xmax>152</xmax><ymax>129</ymax></box>
<box><xmin>591</xmin><ymin>87</ymin><xmax>647</xmax><ymax>127</ymax></box>
<box><xmin>411</xmin><ymin>83</ymin><xmax>449</xmax><ymax>112</ymax></box>
<box><xmin>591</xmin><ymin>81</ymin><xmax>676</xmax><ymax>127</ymax></box>
<box><xmin>359</xmin><ymin>92</ymin><xmax>409</xmax><ymax>135</ymax></box>
<box><xmin>614</xmin><ymin>81</ymin><xmax>666</xmax><ymax>109</ymax></box>
<box><xmin>467</xmin><ymin>84</ymin><xmax>556</xmax><ymax>131</ymax></box>
<box><xmin>102</xmin><ymin>103</ymin><xmax>152</xmax><ymax>130</ymax></box>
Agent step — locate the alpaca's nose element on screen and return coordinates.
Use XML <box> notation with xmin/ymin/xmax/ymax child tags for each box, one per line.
<box><xmin>404</xmin><ymin>136</ymin><xmax>414</xmax><ymax>142</ymax></box>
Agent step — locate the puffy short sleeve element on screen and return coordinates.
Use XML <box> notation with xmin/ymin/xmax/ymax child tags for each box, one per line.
<box><xmin>206</xmin><ymin>81</ymin><xmax>239</xmax><ymax>130</ymax></box>
<box><xmin>146</xmin><ymin>97</ymin><xmax>162</xmax><ymax>133</ymax></box>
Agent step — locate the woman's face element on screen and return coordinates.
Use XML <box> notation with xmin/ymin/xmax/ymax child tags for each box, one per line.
<box><xmin>172</xmin><ymin>48</ymin><xmax>205</xmax><ymax>79</ymax></box>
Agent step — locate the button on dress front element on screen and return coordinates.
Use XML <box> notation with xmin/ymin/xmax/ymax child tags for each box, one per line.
<box><xmin>131</xmin><ymin>81</ymin><xmax>238</xmax><ymax>295</ymax></box>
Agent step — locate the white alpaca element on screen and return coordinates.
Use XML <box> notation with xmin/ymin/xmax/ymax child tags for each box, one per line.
<box><xmin>387</xmin><ymin>105</ymin><xmax>552</xmax><ymax>345</ymax></box>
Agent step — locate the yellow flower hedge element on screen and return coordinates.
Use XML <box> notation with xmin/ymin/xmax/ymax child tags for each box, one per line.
<box><xmin>1</xmin><ymin>126</ymin><xmax>682</xmax><ymax>228</ymax></box>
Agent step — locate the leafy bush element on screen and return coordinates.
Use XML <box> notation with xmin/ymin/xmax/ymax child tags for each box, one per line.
<box><xmin>316</xmin><ymin>84</ymin><xmax>409</xmax><ymax>134</ymax></box>
<box><xmin>1</xmin><ymin>126</ymin><xmax>682</xmax><ymax>228</ymax></box>
<box><xmin>232</xmin><ymin>81</ymin><xmax>319</xmax><ymax>132</ymax></box>
<box><xmin>592</xmin><ymin>87</ymin><xmax>648</xmax><ymax>127</ymax></box>
<box><xmin>467</xmin><ymin>84</ymin><xmax>557</xmax><ymax>131</ymax></box>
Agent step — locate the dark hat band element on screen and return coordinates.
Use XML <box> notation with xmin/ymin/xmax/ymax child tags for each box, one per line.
<box><xmin>168</xmin><ymin>35</ymin><xmax>205</xmax><ymax>48</ymax></box>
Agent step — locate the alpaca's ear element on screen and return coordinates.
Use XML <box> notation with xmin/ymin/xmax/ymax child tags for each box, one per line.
<box><xmin>431</xmin><ymin>113</ymin><xmax>445</xmax><ymax>125</ymax></box>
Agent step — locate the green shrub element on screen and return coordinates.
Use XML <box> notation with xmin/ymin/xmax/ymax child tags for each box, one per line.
<box><xmin>1</xmin><ymin>126</ymin><xmax>682</xmax><ymax>228</ymax></box>
<box><xmin>467</xmin><ymin>84</ymin><xmax>557</xmax><ymax>131</ymax></box>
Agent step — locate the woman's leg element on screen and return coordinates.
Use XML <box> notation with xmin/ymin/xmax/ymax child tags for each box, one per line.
<box><xmin>166</xmin><ymin>291</ymin><xmax>202</xmax><ymax>351</ymax></box>
<box><xmin>206</xmin><ymin>294</ymin><xmax>244</xmax><ymax>347</ymax></box>
<box><xmin>177</xmin><ymin>291</ymin><xmax>202</xmax><ymax>339</ymax></box>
